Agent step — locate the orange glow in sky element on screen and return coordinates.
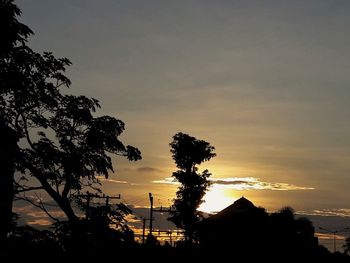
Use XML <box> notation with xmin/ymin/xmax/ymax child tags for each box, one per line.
<box><xmin>198</xmin><ymin>185</ymin><xmax>237</xmax><ymax>213</ymax></box>
<box><xmin>17</xmin><ymin>0</ymin><xmax>350</xmax><ymax>219</ymax></box>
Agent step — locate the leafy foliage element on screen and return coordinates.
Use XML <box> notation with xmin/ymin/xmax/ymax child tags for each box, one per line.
<box><xmin>170</xmin><ymin>132</ymin><xmax>216</xmax><ymax>172</ymax></box>
<box><xmin>0</xmin><ymin>0</ymin><xmax>33</xmax><ymax>56</ymax></box>
<box><xmin>1</xmin><ymin>0</ymin><xmax>141</xmax><ymax>223</ymax></box>
<box><xmin>53</xmin><ymin>202</ymin><xmax>135</xmax><ymax>255</ymax></box>
<box><xmin>168</xmin><ymin>132</ymin><xmax>215</xmax><ymax>243</ymax></box>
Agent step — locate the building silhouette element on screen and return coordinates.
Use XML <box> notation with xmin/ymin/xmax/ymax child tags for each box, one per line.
<box><xmin>198</xmin><ymin>197</ymin><xmax>319</xmax><ymax>260</ymax></box>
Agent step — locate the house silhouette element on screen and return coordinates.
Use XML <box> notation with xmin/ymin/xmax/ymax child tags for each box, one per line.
<box><xmin>197</xmin><ymin>197</ymin><xmax>319</xmax><ymax>260</ymax></box>
<box><xmin>198</xmin><ymin>197</ymin><xmax>268</xmax><ymax>249</ymax></box>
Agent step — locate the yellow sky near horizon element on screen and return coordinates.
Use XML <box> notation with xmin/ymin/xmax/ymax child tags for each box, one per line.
<box><xmin>15</xmin><ymin>0</ymin><xmax>350</xmax><ymax>217</ymax></box>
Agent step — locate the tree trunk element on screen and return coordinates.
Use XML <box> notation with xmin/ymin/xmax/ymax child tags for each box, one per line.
<box><xmin>59</xmin><ymin>198</ymin><xmax>79</xmax><ymax>223</ymax></box>
<box><xmin>0</xmin><ymin>122</ymin><xmax>19</xmax><ymax>240</ymax></box>
<box><xmin>35</xmin><ymin>174</ymin><xmax>79</xmax><ymax>222</ymax></box>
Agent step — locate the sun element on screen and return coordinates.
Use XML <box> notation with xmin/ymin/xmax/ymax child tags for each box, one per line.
<box><xmin>198</xmin><ymin>185</ymin><xmax>236</xmax><ymax>213</ymax></box>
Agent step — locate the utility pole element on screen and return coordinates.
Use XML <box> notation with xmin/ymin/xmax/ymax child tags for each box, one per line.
<box><xmin>142</xmin><ymin>218</ymin><xmax>146</xmax><ymax>244</ymax></box>
<box><xmin>146</xmin><ymin>193</ymin><xmax>183</xmax><ymax>246</ymax></box>
<box><xmin>149</xmin><ymin>193</ymin><xmax>153</xmax><ymax>235</ymax></box>
<box><xmin>168</xmin><ymin>231</ymin><xmax>172</xmax><ymax>246</ymax></box>
<box><xmin>105</xmin><ymin>196</ymin><xmax>109</xmax><ymax>207</ymax></box>
<box><xmin>151</xmin><ymin>206</ymin><xmax>174</xmax><ymax>213</ymax></box>
<box><xmin>80</xmin><ymin>192</ymin><xmax>121</xmax><ymax>219</ymax></box>
<box><xmin>319</xmin><ymin>227</ymin><xmax>350</xmax><ymax>252</ymax></box>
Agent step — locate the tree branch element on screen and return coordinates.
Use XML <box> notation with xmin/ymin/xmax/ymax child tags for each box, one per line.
<box><xmin>21</xmin><ymin>113</ymin><xmax>35</xmax><ymax>149</ymax></box>
<box><xmin>15</xmin><ymin>195</ymin><xmax>60</xmax><ymax>223</ymax></box>
<box><xmin>62</xmin><ymin>180</ymin><xmax>71</xmax><ymax>199</ymax></box>
<box><xmin>15</xmin><ymin>186</ymin><xmax>44</xmax><ymax>193</ymax></box>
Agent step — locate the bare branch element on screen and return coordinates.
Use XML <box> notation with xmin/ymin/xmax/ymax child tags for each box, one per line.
<box><xmin>15</xmin><ymin>186</ymin><xmax>44</xmax><ymax>193</ymax></box>
<box><xmin>15</xmin><ymin>195</ymin><xmax>60</xmax><ymax>223</ymax></box>
<box><xmin>62</xmin><ymin>181</ymin><xmax>71</xmax><ymax>198</ymax></box>
<box><xmin>21</xmin><ymin>113</ymin><xmax>35</xmax><ymax>149</ymax></box>
<box><xmin>55</xmin><ymin>179</ymin><xmax>60</xmax><ymax>194</ymax></box>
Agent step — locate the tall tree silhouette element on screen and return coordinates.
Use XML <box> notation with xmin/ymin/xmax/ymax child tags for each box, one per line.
<box><xmin>0</xmin><ymin>0</ymin><xmax>33</xmax><ymax>240</ymax></box>
<box><xmin>17</xmin><ymin>97</ymin><xmax>141</xmax><ymax>222</ymax></box>
<box><xmin>0</xmin><ymin>0</ymin><xmax>141</xmax><ymax>224</ymax></box>
<box><xmin>168</xmin><ymin>132</ymin><xmax>215</xmax><ymax>244</ymax></box>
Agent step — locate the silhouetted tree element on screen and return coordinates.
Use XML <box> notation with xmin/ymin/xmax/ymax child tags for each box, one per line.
<box><xmin>6</xmin><ymin>225</ymin><xmax>61</xmax><ymax>257</ymax></box>
<box><xmin>0</xmin><ymin>0</ymin><xmax>141</xmax><ymax>224</ymax></box>
<box><xmin>16</xmin><ymin>98</ymin><xmax>141</xmax><ymax>222</ymax></box>
<box><xmin>145</xmin><ymin>233</ymin><xmax>159</xmax><ymax>247</ymax></box>
<box><xmin>168</xmin><ymin>132</ymin><xmax>215</xmax><ymax>244</ymax></box>
<box><xmin>198</xmin><ymin>199</ymin><xmax>323</xmax><ymax>261</ymax></box>
<box><xmin>344</xmin><ymin>236</ymin><xmax>350</xmax><ymax>255</ymax></box>
<box><xmin>53</xmin><ymin>202</ymin><xmax>134</xmax><ymax>255</ymax></box>
<box><xmin>0</xmin><ymin>0</ymin><xmax>33</xmax><ymax>240</ymax></box>
<box><xmin>0</xmin><ymin>122</ymin><xmax>19</xmax><ymax>240</ymax></box>
<box><xmin>198</xmin><ymin>196</ymin><xmax>269</xmax><ymax>254</ymax></box>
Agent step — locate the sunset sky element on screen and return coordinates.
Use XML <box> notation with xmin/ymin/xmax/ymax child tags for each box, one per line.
<box><xmin>16</xmin><ymin>0</ymin><xmax>350</xmax><ymax>216</ymax></box>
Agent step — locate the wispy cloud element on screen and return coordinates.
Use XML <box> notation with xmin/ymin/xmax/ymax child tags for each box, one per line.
<box><xmin>211</xmin><ymin>177</ymin><xmax>315</xmax><ymax>191</ymax></box>
<box><xmin>153</xmin><ymin>177</ymin><xmax>314</xmax><ymax>191</ymax></box>
<box><xmin>152</xmin><ymin>177</ymin><xmax>179</xmax><ymax>185</ymax></box>
<box><xmin>300</xmin><ymin>208</ymin><xmax>350</xmax><ymax>217</ymax></box>
<box><xmin>14</xmin><ymin>201</ymin><xmax>66</xmax><ymax>227</ymax></box>
<box><xmin>96</xmin><ymin>176</ymin><xmax>128</xmax><ymax>184</ymax></box>
<box><xmin>26</xmin><ymin>218</ymin><xmax>53</xmax><ymax>226</ymax></box>
<box><xmin>315</xmin><ymin>233</ymin><xmax>346</xmax><ymax>240</ymax></box>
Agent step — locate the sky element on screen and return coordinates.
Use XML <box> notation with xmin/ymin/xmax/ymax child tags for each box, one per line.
<box><xmin>15</xmin><ymin>0</ymin><xmax>350</xmax><ymax>220</ymax></box>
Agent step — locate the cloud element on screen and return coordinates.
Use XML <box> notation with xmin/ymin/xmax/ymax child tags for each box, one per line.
<box><xmin>315</xmin><ymin>233</ymin><xmax>346</xmax><ymax>241</ymax></box>
<box><xmin>152</xmin><ymin>177</ymin><xmax>179</xmax><ymax>185</ymax></box>
<box><xmin>211</xmin><ymin>177</ymin><xmax>315</xmax><ymax>191</ymax></box>
<box><xmin>301</xmin><ymin>208</ymin><xmax>350</xmax><ymax>217</ymax></box>
<box><xmin>13</xmin><ymin>201</ymin><xmax>66</xmax><ymax>228</ymax></box>
<box><xmin>26</xmin><ymin>218</ymin><xmax>53</xmax><ymax>226</ymax></box>
<box><xmin>102</xmin><ymin>178</ymin><xmax>129</xmax><ymax>184</ymax></box>
<box><xmin>96</xmin><ymin>176</ymin><xmax>128</xmax><ymax>184</ymax></box>
<box><xmin>153</xmin><ymin>177</ymin><xmax>314</xmax><ymax>191</ymax></box>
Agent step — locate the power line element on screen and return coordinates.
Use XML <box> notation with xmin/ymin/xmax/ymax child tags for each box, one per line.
<box><xmin>78</xmin><ymin>192</ymin><xmax>121</xmax><ymax>219</ymax></box>
<box><xmin>319</xmin><ymin>227</ymin><xmax>350</xmax><ymax>252</ymax></box>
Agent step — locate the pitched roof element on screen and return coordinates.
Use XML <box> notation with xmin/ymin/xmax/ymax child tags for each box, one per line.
<box><xmin>229</xmin><ymin>196</ymin><xmax>255</xmax><ymax>210</ymax></box>
<box><xmin>204</xmin><ymin>197</ymin><xmax>257</xmax><ymax>222</ymax></box>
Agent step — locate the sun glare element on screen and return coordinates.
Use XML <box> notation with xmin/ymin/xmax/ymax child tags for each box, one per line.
<box><xmin>198</xmin><ymin>185</ymin><xmax>236</xmax><ymax>213</ymax></box>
